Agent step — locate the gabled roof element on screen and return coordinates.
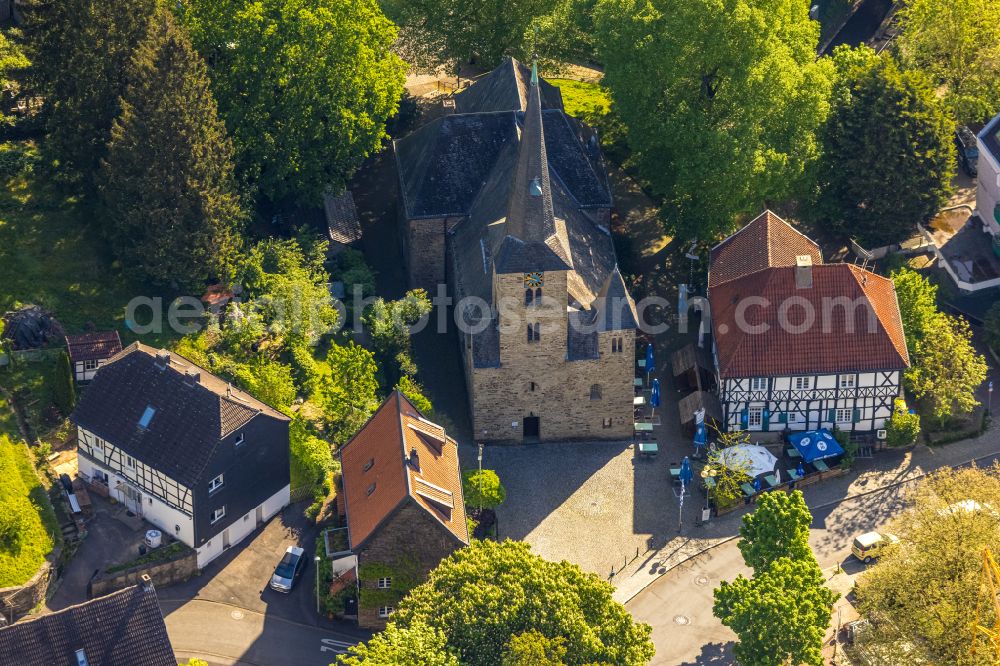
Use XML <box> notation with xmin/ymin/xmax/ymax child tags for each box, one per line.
<box><xmin>70</xmin><ymin>343</ymin><xmax>289</xmax><ymax>488</ymax></box>
<box><xmin>0</xmin><ymin>581</ymin><xmax>175</xmax><ymax>666</ymax></box>
<box><xmin>65</xmin><ymin>331</ymin><xmax>123</xmax><ymax>363</ymax></box>
<box><xmin>592</xmin><ymin>265</ymin><xmax>638</xmax><ymax>331</ymax></box>
<box><xmin>709</xmin><ymin>210</ymin><xmax>822</xmax><ymax>287</ymax></box>
<box><xmin>339</xmin><ymin>392</ymin><xmax>469</xmax><ymax>550</ymax></box>
<box><xmin>324</xmin><ymin>190</ymin><xmax>362</xmax><ymax>244</ymax></box>
<box><xmin>710</xmin><ymin>262</ymin><xmax>910</xmax><ymax>378</ymax></box>
<box><xmin>454</xmin><ymin>57</ymin><xmax>563</xmax><ymax>114</ymax></box>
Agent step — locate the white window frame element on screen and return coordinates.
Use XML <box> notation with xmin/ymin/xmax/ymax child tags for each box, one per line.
<box><xmin>93</xmin><ymin>437</ymin><xmax>104</xmax><ymax>451</ymax></box>
<box><xmin>788</xmin><ymin>411</ymin><xmax>805</xmax><ymax>424</ymax></box>
<box><xmin>747</xmin><ymin>407</ymin><xmax>763</xmax><ymax>429</ymax></box>
<box><xmin>208</xmin><ymin>474</ymin><xmax>224</xmax><ymax>494</ymax></box>
<box><xmin>839</xmin><ymin>375</ymin><xmax>856</xmax><ymax>389</ymax></box>
<box><xmin>83</xmin><ymin>359</ymin><xmax>99</xmax><ymax>371</ymax></box>
<box><xmin>234</xmin><ymin>433</ymin><xmax>245</xmax><ymax>447</ymax></box>
<box><xmin>378</xmin><ymin>606</ymin><xmax>394</xmax><ymax>618</ymax></box>
<box><xmin>836</xmin><ymin>408</ymin><xmax>853</xmax><ymax>424</ymax></box>
<box><xmin>211</xmin><ymin>506</ymin><xmax>226</xmax><ymax>524</ymax></box>
<box><xmin>125</xmin><ymin>455</ymin><xmax>135</xmax><ymax>469</ymax></box>
<box><xmin>793</xmin><ymin>377</ymin><xmax>812</xmax><ymax>390</ymax></box>
<box><xmin>750</xmin><ymin>378</ymin><xmax>767</xmax><ymax>391</ymax></box>
<box><xmin>376</xmin><ymin>577</ymin><xmax>392</xmax><ymax>589</ymax></box>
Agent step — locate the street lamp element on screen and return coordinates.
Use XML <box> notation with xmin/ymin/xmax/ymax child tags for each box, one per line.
<box><xmin>315</xmin><ymin>555</ymin><xmax>322</xmax><ymax>615</ymax></box>
<box><xmin>477</xmin><ymin>441</ymin><xmax>484</xmax><ymax>514</ymax></box>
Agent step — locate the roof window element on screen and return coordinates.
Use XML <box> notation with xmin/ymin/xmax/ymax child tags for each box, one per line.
<box><xmin>138</xmin><ymin>406</ymin><xmax>156</xmax><ymax>429</ymax></box>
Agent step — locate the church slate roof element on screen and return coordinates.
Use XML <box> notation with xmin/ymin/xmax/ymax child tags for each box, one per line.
<box><xmin>454</xmin><ymin>57</ymin><xmax>564</xmax><ymax>114</ymax></box>
<box><xmin>0</xmin><ymin>581</ymin><xmax>175</xmax><ymax>666</ymax></box>
<box><xmin>70</xmin><ymin>343</ymin><xmax>289</xmax><ymax>488</ymax></box>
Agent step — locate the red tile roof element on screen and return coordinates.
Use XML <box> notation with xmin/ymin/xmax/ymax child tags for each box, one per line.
<box><xmin>709</xmin><ymin>210</ymin><xmax>822</xmax><ymax>288</ymax></box>
<box><xmin>709</xmin><ymin>212</ymin><xmax>909</xmax><ymax>378</ymax></box>
<box><xmin>65</xmin><ymin>331</ymin><xmax>123</xmax><ymax>363</ymax></box>
<box><xmin>339</xmin><ymin>392</ymin><xmax>469</xmax><ymax>549</ymax></box>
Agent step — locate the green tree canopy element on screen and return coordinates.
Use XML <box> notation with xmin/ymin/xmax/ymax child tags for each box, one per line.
<box><xmin>364</xmin><ymin>289</ymin><xmax>432</xmax><ymax>388</ymax></box>
<box><xmin>814</xmin><ymin>48</ymin><xmax>954</xmax><ymax>247</ymax></box>
<box><xmin>462</xmin><ymin>469</ymin><xmax>507</xmax><ymax>510</ymax></box>
<box><xmin>895</xmin><ymin>0</ymin><xmax>1000</xmax><ymax>123</ymax></box>
<box><xmin>380</xmin><ymin>0</ymin><xmax>559</xmax><ymax>72</ymax></box>
<box><xmin>100</xmin><ymin>7</ymin><xmax>244</xmax><ymax>290</ymax></box>
<box><xmin>738</xmin><ymin>490</ymin><xmax>813</xmax><ymax>573</ymax></box>
<box><xmin>381</xmin><ymin>540</ymin><xmax>655</xmax><ymax>666</ymax></box>
<box><xmin>51</xmin><ymin>350</ymin><xmax>75</xmax><ymax>416</ymax></box>
<box><xmin>891</xmin><ymin>266</ymin><xmax>940</xmax><ymax>355</ymax></box>
<box><xmin>178</xmin><ymin>0</ymin><xmax>406</xmax><ymax>203</ymax></box>
<box><xmin>502</xmin><ymin>630</ymin><xmax>568</xmax><ymax>666</ymax></box>
<box><xmin>30</xmin><ymin>0</ymin><xmax>157</xmax><ymax>190</ymax></box>
<box><xmin>0</xmin><ymin>30</ymin><xmax>29</xmax><ymax>126</ymax></box>
<box><xmin>855</xmin><ymin>465</ymin><xmax>1000</xmax><ymax>665</ymax></box>
<box><xmin>339</xmin><ymin>621</ymin><xmax>459</xmax><ymax>665</ymax></box>
<box><xmin>714</xmin><ymin>556</ymin><xmax>837</xmax><ymax>666</ymax></box>
<box><xmin>289</xmin><ymin>415</ymin><xmax>335</xmax><ymax>492</ymax></box>
<box><xmin>906</xmin><ymin>313</ymin><xmax>988</xmax><ymax>425</ymax></box>
<box><xmin>593</xmin><ymin>0</ymin><xmax>834</xmax><ymax>241</ymax></box>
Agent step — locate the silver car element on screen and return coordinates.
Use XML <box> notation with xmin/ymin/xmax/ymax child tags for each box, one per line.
<box><xmin>270</xmin><ymin>546</ymin><xmax>306</xmax><ymax>593</ymax></box>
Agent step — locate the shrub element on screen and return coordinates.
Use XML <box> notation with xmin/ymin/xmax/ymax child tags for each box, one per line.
<box><xmin>462</xmin><ymin>469</ymin><xmax>506</xmax><ymax>510</ymax></box>
<box><xmin>51</xmin><ymin>350</ymin><xmax>75</xmax><ymax>415</ymax></box>
<box><xmin>886</xmin><ymin>400</ymin><xmax>921</xmax><ymax>447</ymax></box>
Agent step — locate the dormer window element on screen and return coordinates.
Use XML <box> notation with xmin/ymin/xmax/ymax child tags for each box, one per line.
<box><xmin>367</xmin><ymin>483</ymin><xmax>377</xmax><ymax>496</ymax></box>
<box><xmin>209</xmin><ymin>474</ymin><xmax>224</xmax><ymax>494</ymax></box>
<box><xmin>234</xmin><ymin>433</ymin><xmax>245</xmax><ymax>447</ymax></box>
<box><xmin>363</xmin><ymin>458</ymin><xmax>374</xmax><ymax>472</ymax></box>
<box><xmin>138</xmin><ymin>406</ymin><xmax>156</xmax><ymax>429</ymax></box>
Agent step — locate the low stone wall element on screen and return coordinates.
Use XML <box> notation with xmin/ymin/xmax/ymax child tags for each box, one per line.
<box><xmin>89</xmin><ymin>546</ymin><xmax>198</xmax><ymax>599</ymax></box>
<box><xmin>0</xmin><ymin>560</ymin><xmax>56</xmax><ymax>624</ymax></box>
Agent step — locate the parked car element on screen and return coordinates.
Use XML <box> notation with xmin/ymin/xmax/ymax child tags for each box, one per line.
<box><xmin>270</xmin><ymin>546</ymin><xmax>306</xmax><ymax>592</ymax></box>
<box><xmin>955</xmin><ymin>125</ymin><xmax>979</xmax><ymax>177</ymax></box>
<box><xmin>852</xmin><ymin>531</ymin><xmax>899</xmax><ymax>563</ymax></box>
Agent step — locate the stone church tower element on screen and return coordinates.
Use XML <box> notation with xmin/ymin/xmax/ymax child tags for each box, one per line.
<box><xmin>395</xmin><ymin>60</ymin><xmax>637</xmax><ymax>443</ymax></box>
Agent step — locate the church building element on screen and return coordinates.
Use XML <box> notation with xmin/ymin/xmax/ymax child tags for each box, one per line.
<box><xmin>394</xmin><ymin>59</ymin><xmax>637</xmax><ymax>443</ymax></box>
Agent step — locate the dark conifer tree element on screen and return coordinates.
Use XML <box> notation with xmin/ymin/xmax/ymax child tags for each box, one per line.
<box><xmin>100</xmin><ymin>8</ymin><xmax>244</xmax><ymax>290</ymax></box>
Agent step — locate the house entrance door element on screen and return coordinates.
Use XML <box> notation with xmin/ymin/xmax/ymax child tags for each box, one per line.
<box><xmin>255</xmin><ymin>505</ymin><xmax>263</xmax><ymax>527</ymax></box>
<box><xmin>523</xmin><ymin>416</ymin><xmax>540</xmax><ymax>441</ymax></box>
<box><xmin>124</xmin><ymin>485</ymin><xmax>143</xmax><ymax>517</ymax></box>
<box><xmin>223</xmin><ymin>528</ymin><xmax>231</xmax><ymax>550</ymax></box>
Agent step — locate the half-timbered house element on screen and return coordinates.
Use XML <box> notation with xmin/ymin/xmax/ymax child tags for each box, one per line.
<box><xmin>65</xmin><ymin>331</ymin><xmax>122</xmax><ymax>382</ymax></box>
<box><xmin>70</xmin><ymin>343</ymin><xmax>291</xmax><ymax>568</ymax></box>
<box><xmin>706</xmin><ymin>211</ymin><xmax>910</xmax><ymax>435</ymax></box>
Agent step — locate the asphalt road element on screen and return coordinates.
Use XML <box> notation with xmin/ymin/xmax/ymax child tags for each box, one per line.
<box><xmin>625</xmin><ymin>466</ymin><xmax>921</xmax><ymax>665</ymax></box>
<box><xmin>163</xmin><ymin>599</ymin><xmax>359</xmax><ymax>666</ymax></box>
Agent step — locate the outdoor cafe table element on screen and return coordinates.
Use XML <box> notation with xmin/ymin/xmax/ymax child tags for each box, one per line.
<box><xmin>813</xmin><ymin>459</ymin><xmax>831</xmax><ymax>473</ymax></box>
<box><xmin>740</xmin><ymin>482</ymin><xmax>756</xmax><ymax>497</ymax></box>
<box><xmin>634</xmin><ymin>396</ymin><xmax>646</xmax><ymax>405</ymax></box>
<box><xmin>762</xmin><ymin>474</ymin><xmax>780</xmax><ymax>489</ymax></box>
<box><xmin>787</xmin><ymin>447</ymin><xmax>802</xmax><ymax>459</ymax></box>
<box><xmin>638</xmin><ymin>442</ymin><xmax>658</xmax><ymax>456</ymax></box>
<box><xmin>634</xmin><ymin>422</ymin><xmax>654</xmax><ymax>432</ymax></box>
<box><xmin>787</xmin><ymin>468</ymin><xmax>803</xmax><ymax>481</ymax></box>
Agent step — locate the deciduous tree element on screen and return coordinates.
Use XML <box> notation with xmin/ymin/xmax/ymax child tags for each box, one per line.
<box><xmin>814</xmin><ymin>49</ymin><xmax>954</xmax><ymax>248</ymax></box>
<box><xmin>29</xmin><ymin>0</ymin><xmax>157</xmax><ymax>190</ymax></box>
<box><xmin>906</xmin><ymin>313</ymin><xmax>987</xmax><ymax>426</ymax></box>
<box><xmin>382</xmin><ymin>540</ymin><xmax>655</xmax><ymax>666</ymax></box>
<box><xmin>593</xmin><ymin>0</ymin><xmax>834</xmax><ymax>241</ymax></box>
<box><xmin>738</xmin><ymin>490</ymin><xmax>813</xmax><ymax>572</ymax></box>
<box><xmin>338</xmin><ymin>621</ymin><xmax>459</xmax><ymax>665</ymax></box>
<box><xmin>714</xmin><ymin>557</ymin><xmax>836</xmax><ymax>666</ymax></box>
<box><xmin>895</xmin><ymin>0</ymin><xmax>1000</xmax><ymax>123</ymax></box>
<box><xmin>177</xmin><ymin>0</ymin><xmax>406</xmax><ymax>203</ymax></box>
<box><xmin>100</xmin><ymin>8</ymin><xmax>243</xmax><ymax>290</ymax></box>
<box><xmin>462</xmin><ymin>469</ymin><xmax>506</xmax><ymax>510</ymax></box>
<box><xmin>855</xmin><ymin>465</ymin><xmax>1000</xmax><ymax>665</ymax></box>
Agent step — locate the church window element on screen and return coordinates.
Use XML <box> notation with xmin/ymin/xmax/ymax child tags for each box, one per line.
<box><xmin>527</xmin><ymin>323</ymin><xmax>540</xmax><ymax>343</ymax></box>
<box><xmin>590</xmin><ymin>384</ymin><xmax>602</xmax><ymax>400</ymax></box>
<box><xmin>525</xmin><ymin>289</ymin><xmax>533</xmax><ymax>306</ymax></box>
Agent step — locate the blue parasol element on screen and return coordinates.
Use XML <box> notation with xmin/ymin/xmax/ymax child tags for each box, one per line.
<box><xmin>679</xmin><ymin>456</ymin><xmax>694</xmax><ymax>486</ymax></box>
<box><xmin>650</xmin><ymin>379</ymin><xmax>661</xmax><ymax>408</ymax></box>
<box><xmin>645</xmin><ymin>343</ymin><xmax>655</xmax><ymax>375</ymax></box>
<box><xmin>693</xmin><ymin>421</ymin><xmax>707</xmax><ymax>449</ymax></box>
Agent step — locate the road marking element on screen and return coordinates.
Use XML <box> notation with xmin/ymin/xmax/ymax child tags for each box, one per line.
<box><xmin>320</xmin><ymin>638</ymin><xmax>356</xmax><ymax>654</ymax></box>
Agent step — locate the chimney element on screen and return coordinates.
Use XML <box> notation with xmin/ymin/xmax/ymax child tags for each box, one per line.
<box><xmin>408</xmin><ymin>447</ymin><xmax>420</xmax><ymax>471</ymax></box>
<box><xmin>140</xmin><ymin>574</ymin><xmax>154</xmax><ymax>592</ymax></box>
<box><xmin>154</xmin><ymin>350</ymin><xmax>171</xmax><ymax>369</ymax></box>
<box><xmin>442</xmin><ymin>98</ymin><xmax>456</xmax><ymax>115</ymax></box>
<box><xmin>795</xmin><ymin>255</ymin><xmax>813</xmax><ymax>289</ymax></box>
<box><xmin>184</xmin><ymin>369</ymin><xmax>200</xmax><ymax>385</ymax></box>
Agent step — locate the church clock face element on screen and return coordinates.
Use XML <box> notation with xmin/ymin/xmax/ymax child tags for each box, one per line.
<box><xmin>523</xmin><ymin>272</ymin><xmax>544</xmax><ymax>288</ymax></box>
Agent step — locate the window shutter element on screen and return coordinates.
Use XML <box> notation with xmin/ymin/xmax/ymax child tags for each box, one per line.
<box><xmin>826</xmin><ymin>409</ymin><xmax>835</xmax><ymax>422</ymax></box>
<box><xmin>777</xmin><ymin>412</ymin><xmax>787</xmax><ymax>424</ymax></box>
<box><xmin>853</xmin><ymin>408</ymin><xmax>861</xmax><ymax>423</ymax></box>
<box><xmin>740</xmin><ymin>409</ymin><xmax>748</xmax><ymax>427</ymax></box>
<box><xmin>762</xmin><ymin>410</ymin><xmax>770</xmax><ymax>430</ymax></box>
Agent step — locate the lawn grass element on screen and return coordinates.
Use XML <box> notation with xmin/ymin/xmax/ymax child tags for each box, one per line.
<box><xmin>0</xmin><ymin>355</ymin><xmax>59</xmax><ymax>440</ymax></box>
<box><xmin>549</xmin><ymin>78</ymin><xmax>611</xmax><ymax>120</ymax></box>
<box><xmin>0</xmin><ymin>435</ymin><xmax>59</xmax><ymax>587</ymax></box>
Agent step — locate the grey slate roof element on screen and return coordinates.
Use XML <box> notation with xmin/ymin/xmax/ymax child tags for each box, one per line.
<box><xmin>70</xmin><ymin>343</ymin><xmax>289</xmax><ymax>488</ymax></box>
<box><xmin>981</xmin><ymin>113</ymin><xmax>1000</xmax><ymax>169</ymax></box>
<box><xmin>0</xmin><ymin>582</ymin><xmax>175</xmax><ymax>666</ymax></box>
<box><xmin>324</xmin><ymin>189</ymin><xmax>362</xmax><ymax>244</ymax></box>
<box><xmin>454</xmin><ymin>57</ymin><xmax>564</xmax><ymax>114</ymax></box>
<box><xmin>592</xmin><ymin>266</ymin><xmax>639</xmax><ymax>331</ymax></box>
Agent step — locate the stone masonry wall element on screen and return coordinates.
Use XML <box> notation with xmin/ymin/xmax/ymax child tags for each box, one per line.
<box><xmin>89</xmin><ymin>546</ymin><xmax>198</xmax><ymax>599</ymax></box>
<box><xmin>469</xmin><ymin>271</ymin><xmax>635</xmax><ymax>443</ymax></box>
<box><xmin>356</xmin><ymin>502</ymin><xmax>463</xmax><ymax>629</ymax></box>
<box><xmin>405</xmin><ymin>216</ymin><xmax>462</xmax><ymax>291</ymax></box>
<box><xmin>0</xmin><ymin>561</ymin><xmax>55</xmax><ymax>624</ymax></box>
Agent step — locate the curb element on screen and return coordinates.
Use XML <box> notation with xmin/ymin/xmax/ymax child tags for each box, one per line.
<box><xmin>619</xmin><ymin>446</ymin><xmax>1000</xmax><ymax>605</ymax></box>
